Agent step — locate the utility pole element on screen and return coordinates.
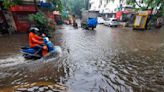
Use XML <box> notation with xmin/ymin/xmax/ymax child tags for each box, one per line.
<box><xmin>34</xmin><ymin>0</ymin><xmax>37</xmax><ymax>11</ymax></box>
<box><xmin>85</xmin><ymin>0</ymin><xmax>89</xmax><ymax>10</ymax></box>
<box><xmin>63</xmin><ymin>0</ymin><xmax>67</xmax><ymax>10</ymax></box>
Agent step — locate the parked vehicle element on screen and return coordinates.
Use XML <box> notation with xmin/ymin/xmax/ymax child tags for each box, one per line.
<box><xmin>104</xmin><ymin>18</ymin><xmax>119</xmax><ymax>27</ymax></box>
<box><xmin>81</xmin><ymin>10</ymin><xmax>98</xmax><ymax>30</ymax></box>
<box><xmin>97</xmin><ymin>17</ymin><xmax>105</xmax><ymax>24</ymax></box>
<box><xmin>21</xmin><ymin>36</ymin><xmax>62</xmax><ymax>59</ymax></box>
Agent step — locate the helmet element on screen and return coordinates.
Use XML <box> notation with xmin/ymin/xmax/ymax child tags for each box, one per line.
<box><xmin>29</xmin><ymin>27</ymin><xmax>39</xmax><ymax>33</ymax></box>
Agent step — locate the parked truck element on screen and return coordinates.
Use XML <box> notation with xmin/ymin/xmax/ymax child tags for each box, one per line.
<box><xmin>81</xmin><ymin>10</ymin><xmax>98</xmax><ymax>30</ymax></box>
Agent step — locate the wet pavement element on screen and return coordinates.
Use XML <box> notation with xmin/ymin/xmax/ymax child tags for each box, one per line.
<box><xmin>0</xmin><ymin>25</ymin><xmax>164</xmax><ymax>92</ymax></box>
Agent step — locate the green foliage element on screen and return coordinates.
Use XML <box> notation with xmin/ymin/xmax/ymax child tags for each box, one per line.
<box><xmin>61</xmin><ymin>10</ymin><xmax>69</xmax><ymax>19</ymax></box>
<box><xmin>29</xmin><ymin>12</ymin><xmax>48</xmax><ymax>26</ymax></box>
<box><xmin>3</xmin><ymin>0</ymin><xmax>14</xmax><ymax>9</ymax></box>
<box><xmin>3</xmin><ymin>0</ymin><xmax>23</xmax><ymax>9</ymax></box>
<box><xmin>46</xmin><ymin>0</ymin><xmax>63</xmax><ymax>12</ymax></box>
<box><xmin>13</xmin><ymin>0</ymin><xmax>22</xmax><ymax>5</ymax></box>
<box><xmin>29</xmin><ymin>12</ymin><xmax>51</xmax><ymax>36</ymax></box>
<box><xmin>126</xmin><ymin>0</ymin><xmax>164</xmax><ymax>21</ymax></box>
<box><xmin>52</xmin><ymin>0</ymin><xmax>63</xmax><ymax>12</ymax></box>
<box><xmin>126</xmin><ymin>0</ymin><xmax>164</xmax><ymax>10</ymax></box>
<box><xmin>61</xmin><ymin>0</ymin><xmax>88</xmax><ymax>16</ymax></box>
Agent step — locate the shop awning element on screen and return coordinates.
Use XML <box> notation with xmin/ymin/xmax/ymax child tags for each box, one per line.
<box><xmin>53</xmin><ymin>11</ymin><xmax>61</xmax><ymax>15</ymax></box>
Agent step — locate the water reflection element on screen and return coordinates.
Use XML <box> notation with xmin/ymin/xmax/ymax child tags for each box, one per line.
<box><xmin>61</xmin><ymin>25</ymin><xmax>164</xmax><ymax>92</ymax></box>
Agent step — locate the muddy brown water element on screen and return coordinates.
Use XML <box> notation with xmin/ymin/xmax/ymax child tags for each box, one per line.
<box><xmin>0</xmin><ymin>25</ymin><xmax>164</xmax><ymax>92</ymax></box>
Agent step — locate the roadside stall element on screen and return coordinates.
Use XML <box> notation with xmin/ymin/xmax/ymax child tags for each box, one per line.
<box><xmin>53</xmin><ymin>11</ymin><xmax>63</xmax><ymax>25</ymax></box>
<box><xmin>10</xmin><ymin>5</ymin><xmax>37</xmax><ymax>32</ymax></box>
<box><xmin>116</xmin><ymin>10</ymin><xmax>129</xmax><ymax>22</ymax></box>
<box><xmin>133</xmin><ymin>11</ymin><xmax>151</xmax><ymax>30</ymax></box>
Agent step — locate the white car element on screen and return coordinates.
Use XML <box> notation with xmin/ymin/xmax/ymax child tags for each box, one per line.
<box><xmin>104</xmin><ymin>18</ymin><xmax>119</xmax><ymax>27</ymax></box>
<box><xmin>97</xmin><ymin>17</ymin><xmax>105</xmax><ymax>24</ymax></box>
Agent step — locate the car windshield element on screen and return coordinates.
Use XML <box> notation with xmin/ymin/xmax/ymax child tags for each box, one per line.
<box><xmin>112</xmin><ymin>19</ymin><xmax>117</xmax><ymax>21</ymax></box>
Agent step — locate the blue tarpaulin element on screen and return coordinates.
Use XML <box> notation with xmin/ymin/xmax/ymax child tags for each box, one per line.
<box><xmin>87</xmin><ymin>18</ymin><xmax>97</xmax><ymax>27</ymax></box>
<box><xmin>40</xmin><ymin>1</ymin><xmax>55</xmax><ymax>9</ymax></box>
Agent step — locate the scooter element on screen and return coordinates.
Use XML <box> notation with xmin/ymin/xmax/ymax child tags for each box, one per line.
<box><xmin>21</xmin><ymin>36</ymin><xmax>62</xmax><ymax>59</ymax></box>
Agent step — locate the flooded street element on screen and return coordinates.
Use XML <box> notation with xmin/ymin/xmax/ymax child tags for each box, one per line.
<box><xmin>0</xmin><ymin>25</ymin><xmax>164</xmax><ymax>92</ymax></box>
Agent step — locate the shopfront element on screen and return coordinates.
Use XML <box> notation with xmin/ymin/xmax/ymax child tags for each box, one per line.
<box><xmin>10</xmin><ymin>5</ymin><xmax>37</xmax><ymax>32</ymax></box>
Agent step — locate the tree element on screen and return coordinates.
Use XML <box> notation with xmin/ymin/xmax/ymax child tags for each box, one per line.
<box><xmin>126</xmin><ymin>0</ymin><xmax>164</xmax><ymax>11</ymax></box>
<box><xmin>29</xmin><ymin>12</ymin><xmax>52</xmax><ymax>37</ymax></box>
<box><xmin>3</xmin><ymin>0</ymin><xmax>22</xmax><ymax>9</ymax></box>
<box><xmin>47</xmin><ymin>0</ymin><xmax>63</xmax><ymax>12</ymax></box>
<box><xmin>126</xmin><ymin>0</ymin><xmax>164</xmax><ymax>26</ymax></box>
<box><xmin>61</xmin><ymin>0</ymin><xmax>88</xmax><ymax>16</ymax></box>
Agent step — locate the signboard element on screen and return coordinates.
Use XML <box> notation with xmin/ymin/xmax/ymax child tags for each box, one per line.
<box><xmin>10</xmin><ymin>5</ymin><xmax>37</xmax><ymax>12</ymax></box>
<box><xmin>138</xmin><ymin>11</ymin><xmax>149</xmax><ymax>15</ymax></box>
<box><xmin>10</xmin><ymin>5</ymin><xmax>37</xmax><ymax>32</ymax></box>
<box><xmin>134</xmin><ymin>16</ymin><xmax>142</xmax><ymax>26</ymax></box>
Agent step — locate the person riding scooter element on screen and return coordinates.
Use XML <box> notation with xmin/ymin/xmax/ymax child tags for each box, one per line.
<box><xmin>29</xmin><ymin>27</ymin><xmax>48</xmax><ymax>57</ymax></box>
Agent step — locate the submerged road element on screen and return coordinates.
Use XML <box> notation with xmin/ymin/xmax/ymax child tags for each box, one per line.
<box><xmin>0</xmin><ymin>25</ymin><xmax>164</xmax><ymax>92</ymax></box>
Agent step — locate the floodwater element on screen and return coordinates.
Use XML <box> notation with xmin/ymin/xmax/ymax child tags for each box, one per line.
<box><xmin>0</xmin><ymin>25</ymin><xmax>164</xmax><ymax>92</ymax></box>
